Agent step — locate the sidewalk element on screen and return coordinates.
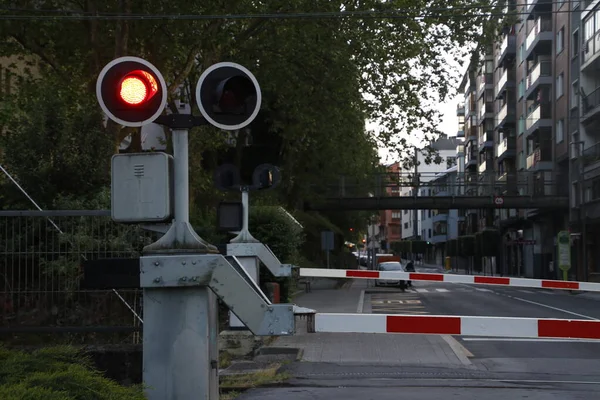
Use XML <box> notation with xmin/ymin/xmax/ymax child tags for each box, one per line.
<box><xmin>268</xmin><ymin>278</ymin><xmax>473</xmax><ymax>367</ymax></box>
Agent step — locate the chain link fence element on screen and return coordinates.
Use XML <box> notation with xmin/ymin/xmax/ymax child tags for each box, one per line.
<box><xmin>0</xmin><ymin>210</ymin><xmax>154</xmax><ymax>345</ymax></box>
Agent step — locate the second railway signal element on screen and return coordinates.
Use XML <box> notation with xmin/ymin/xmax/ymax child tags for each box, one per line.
<box><xmin>96</xmin><ymin>56</ymin><xmax>167</xmax><ymax>127</ymax></box>
<box><xmin>195</xmin><ymin>62</ymin><xmax>262</xmax><ymax>131</ymax></box>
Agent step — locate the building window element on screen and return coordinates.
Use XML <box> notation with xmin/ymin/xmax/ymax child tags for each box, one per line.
<box><xmin>518</xmin><ymin>79</ymin><xmax>524</xmax><ymax>99</ymax></box>
<box><xmin>392</xmin><ymin>211</ymin><xmax>401</xmax><ymax>219</ymax></box>
<box><xmin>556</xmin><ymin>73</ymin><xmax>564</xmax><ymax>99</ymax></box>
<box><xmin>518</xmin><ymin>151</ymin><xmax>524</xmax><ymax>169</ymax></box>
<box><xmin>446</xmin><ymin>156</ymin><xmax>456</xmax><ymax>168</ymax></box>
<box><xmin>556</xmin><ymin>0</ymin><xmax>564</xmax><ymax>10</ymax></box>
<box><xmin>556</xmin><ymin>119</ymin><xmax>564</xmax><ymax>143</ymax></box>
<box><xmin>518</xmin><ymin>43</ymin><xmax>524</xmax><ymax>64</ymax></box>
<box><xmin>571</xmin><ymin>80</ymin><xmax>579</xmax><ymax>110</ymax></box>
<box><xmin>573</xmin><ymin>29</ymin><xmax>579</xmax><ymax>59</ymax></box>
<box><xmin>557</xmin><ymin>28</ymin><xmax>564</xmax><ymax>54</ymax></box>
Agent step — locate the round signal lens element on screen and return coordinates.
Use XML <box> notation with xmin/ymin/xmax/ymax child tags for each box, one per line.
<box><xmin>119</xmin><ymin>76</ymin><xmax>148</xmax><ymax>105</ymax></box>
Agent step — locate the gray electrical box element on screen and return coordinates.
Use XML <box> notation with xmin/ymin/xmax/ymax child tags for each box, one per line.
<box><xmin>111</xmin><ymin>152</ymin><xmax>173</xmax><ymax>223</ymax></box>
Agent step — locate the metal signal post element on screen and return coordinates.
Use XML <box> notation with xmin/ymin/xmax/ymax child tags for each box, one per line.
<box><xmin>97</xmin><ymin>57</ymin><xmax>294</xmax><ymax>400</ymax></box>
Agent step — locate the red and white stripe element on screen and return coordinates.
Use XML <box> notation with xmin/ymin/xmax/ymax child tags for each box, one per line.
<box><xmin>314</xmin><ymin>313</ymin><xmax>600</xmax><ymax>340</ymax></box>
<box><xmin>299</xmin><ymin>268</ymin><xmax>600</xmax><ymax>292</ymax></box>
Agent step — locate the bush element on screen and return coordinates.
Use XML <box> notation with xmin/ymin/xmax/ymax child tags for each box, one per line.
<box><xmin>446</xmin><ymin>239</ymin><xmax>457</xmax><ymax>257</ymax></box>
<box><xmin>0</xmin><ymin>346</ymin><xmax>145</xmax><ymax>399</ymax></box>
<box><xmin>458</xmin><ymin>235</ymin><xmax>476</xmax><ymax>257</ymax></box>
<box><xmin>250</xmin><ymin>206</ymin><xmax>305</xmax><ymax>302</ymax></box>
<box><xmin>481</xmin><ymin>229</ymin><xmax>501</xmax><ymax>257</ymax></box>
<box><xmin>411</xmin><ymin>240</ymin><xmax>427</xmax><ymax>254</ymax></box>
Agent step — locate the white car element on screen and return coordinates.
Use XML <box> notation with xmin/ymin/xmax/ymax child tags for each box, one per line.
<box><xmin>374</xmin><ymin>261</ymin><xmax>405</xmax><ymax>287</ymax></box>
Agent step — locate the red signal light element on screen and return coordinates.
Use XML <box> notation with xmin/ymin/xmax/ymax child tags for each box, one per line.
<box><xmin>118</xmin><ymin>70</ymin><xmax>158</xmax><ymax>106</ymax></box>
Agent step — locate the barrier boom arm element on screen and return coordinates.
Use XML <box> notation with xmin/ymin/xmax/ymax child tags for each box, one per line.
<box><xmin>311</xmin><ymin>313</ymin><xmax>600</xmax><ymax>340</ymax></box>
<box><xmin>300</xmin><ymin>268</ymin><xmax>600</xmax><ymax>292</ymax></box>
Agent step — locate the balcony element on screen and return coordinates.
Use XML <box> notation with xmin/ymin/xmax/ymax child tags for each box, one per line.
<box><xmin>466</xmin><ymin>125</ymin><xmax>477</xmax><ymax>142</ymax></box>
<box><xmin>581</xmin><ymin>142</ymin><xmax>600</xmax><ymax>168</ymax></box>
<box><xmin>457</xmin><ymin>129</ymin><xmax>465</xmax><ymax>138</ymax></box>
<box><xmin>478</xmin><ymin>131</ymin><xmax>494</xmax><ymax>152</ymax></box>
<box><xmin>479</xmin><ymin>102</ymin><xmax>494</xmax><ymax>122</ymax></box>
<box><xmin>432</xmin><ymin>213</ymin><xmax>448</xmax><ymax>224</ymax></box>
<box><xmin>495</xmin><ymin>68</ymin><xmax>516</xmax><ymax>99</ymax></box>
<box><xmin>525</xmin><ymin>18</ymin><xmax>553</xmax><ymax>60</ymax></box>
<box><xmin>497</xmin><ymin>137</ymin><xmax>516</xmax><ymax>162</ymax></box>
<box><xmin>581</xmin><ymin>86</ymin><xmax>600</xmax><ymax>128</ymax></box>
<box><xmin>526</xmin><ymin>145</ymin><xmax>552</xmax><ymax>171</ymax></box>
<box><xmin>478</xmin><ymin>73</ymin><xmax>493</xmax><ymax>98</ymax></box>
<box><xmin>525</xmin><ymin>103</ymin><xmax>552</xmax><ymax>137</ymax></box>
<box><xmin>582</xmin><ymin>22</ymin><xmax>600</xmax><ymax>71</ymax></box>
<box><xmin>524</xmin><ymin>0</ymin><xmax>552</xmax><ymax>19</ymax></box>
<box><xmin>497</xmin><ymin>34</ymin><xmax>516</xmax><ymax>66</ymax></box>
<box><xmin>456</xmin><ymin>104</ymin><xmax>465</xmax><ymax>116</ymax></box>
<box><xmin>496</xmin><ymin>102</ymin><xmax>516</xmax><ymax>128</ymax></box>
<box><xmin>478</xmin><ymin>159</ymin><xmax>492</xmax><ymax>173</ymax></box>
<box><xmin>525</xmin><ymin>61</ymin><xmax>552</xmax><ymax>100</ymax></box>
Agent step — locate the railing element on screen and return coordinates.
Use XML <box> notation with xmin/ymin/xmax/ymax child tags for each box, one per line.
<box><xmin>525</xmin><ymin>104</ymin><xmax>551</xmax><ymax>130</ymax></box>
<box><xmin>526</xmin><ymin>145</ymin><xmax>552</xmax><ymax>169</ymax></box>
<box><xmin>498</xmin><ymin>35</ymin><xmax>516</xmax><ymax>61</ymax></box>
<box><xmin>478</xmin><ymin>130</ymin><xmax>493</xmax><ymax>144</ymax></box>
<box><xmin>582</xmin><ymin>85</ymin><xmax>600</xmax><ymax>117</ymax></box>
<box><xmin>325</xmin><ymin>171</ymin><xmax>566</xmax><ymax>199</ymax></box>
<box><xmin>479</xmin><ymin>102</ymin><xmax>493</xmax><ymax>121</ymax></box>
<box><xmin>497</xmin><ymin>138</ymin><xmax>510</xmax><ymax>155</ymax></box>
<box><xmin>526</xmin><ymin>18</ymin><xmax>552</xmax><ymax>51</ymax></box>
<box><xmin>478</xmin><ymin>161</ymin><xmax>488</xmax><ymax>173</ymax></box>
<box><xmin>582</xmin><ymin>142</ymin><xmax>600</xmax><ymax>167</ymax></box>
<box><xmin>498</xmin><ymin>103</ymin><xmax>508</xmax><ymax>123</ymax></box>
<box><xmin>526</xmin><ymin>61</ymin><xmax>551</xmax><ymax>90</ymax></box>
<box><xmin>456</xmin><ymin>104</ymin><xmax>465</xmax><ymax>115</ymax></box>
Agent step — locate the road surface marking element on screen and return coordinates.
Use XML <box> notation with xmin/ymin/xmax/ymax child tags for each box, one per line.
<box><xmin>415</xmin><ymin>288</ymin><xmax>429</xmax><ymax>293</ymax></box>
<box><xmin>462</xmin><ymin>337</ymin><xmax>600</xmax><ymax>343</ymax></box>
<box><xmin>475</xmin><ymin>288</ymin><xmax>493</xmax><ymax>292</ymax></box>
<box><xmin>518</xmin><ymin>290</ymin><xmax>534</xmax><ymax>294</ymax></box>
<box><xmin>357</xmin><ymin>289</ymin><xmax>365</xmax><ymax>313</ymax></box>
<box><xmin>441</xmin><ymin>335</ymin><xmax>474</xmax><ymax>366</ymax></box>
<box><xmin>435</xmin><ymin>288</ymin><xmax>449</xmax><ymax>293</ymax></box>
<box><xmin>507</xmin><ymin>295</ymin><xmax>598</xmax><ymax>320</ymax></box>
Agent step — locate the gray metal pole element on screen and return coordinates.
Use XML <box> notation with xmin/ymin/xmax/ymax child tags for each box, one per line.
<box><xmin>142</xmin><ymin>128</ymin><xmax>219</xmax><ymax>400</ymax></box>
<box><xmin>413</xmin><ymin>147</ymin><xmax>419</xmax><ymax>240</ymax></box>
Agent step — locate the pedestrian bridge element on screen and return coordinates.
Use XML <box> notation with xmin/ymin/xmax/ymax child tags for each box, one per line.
<box><xmin>304</xmin><ymin>171</ymin><xmax>569</xmax><ymax>211</ymax></box>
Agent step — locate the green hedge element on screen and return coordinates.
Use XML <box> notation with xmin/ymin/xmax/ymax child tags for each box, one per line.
<box><xmin>458</xmin><ymin>235</ymin><xmax>476</xmax><ymax>257</ymax></box>
<box><xmin>0</xmin><ymin>346</ymin><xmax>145</xmax><ymax>399</ymax></box>
<box><xmin>446</xmin><ymin>239</ymin><xmax>458</xmax><ymax>257</ymax></box>
<box><xmin>480</xmin><ymin>228</ymin><xmax>501</xmax><ymax>257</ymax></box>
<box><xmin>411</xmin><ymin>240</ymin><xmax>427</xmax><ymax>254</ymax></box>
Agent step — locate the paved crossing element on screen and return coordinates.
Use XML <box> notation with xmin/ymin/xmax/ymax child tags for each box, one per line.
<box><xmin>369</xmin><ymin>282</ymin><xmax>565</xmax><ymax>316</ymax></box>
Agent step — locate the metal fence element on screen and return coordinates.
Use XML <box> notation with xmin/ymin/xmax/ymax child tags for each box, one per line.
<box><xmin>0</xmin><ymin>210</ymin><xmax>154</xmax><ymax>345</ymax></box>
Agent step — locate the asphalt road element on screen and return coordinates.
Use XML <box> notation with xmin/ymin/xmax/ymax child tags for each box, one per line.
<box><xmin>366</xmin><ymin>279</ymin><xmax>600</xmax><ymax>375</ymax></box>
<box><xmin>236</xmin><ymin>276</ymin><xmax>600</xmax><ymax>399</ymax></box>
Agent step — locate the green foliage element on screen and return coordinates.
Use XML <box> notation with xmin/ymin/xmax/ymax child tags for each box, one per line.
<box><xmin>480</xmin><ymin>228</ymin><xmax>501</xmax><ymax>257</ymax></box>
<box><xmin>458</xmin><ymin>235</ymin><xmax>475</xmax><ymax>257</ymax></box>
<box><xmin>411</xmin><ymin>240</ymin><xmax>427</xmax><ymax>254</ymax></box>
<box><xmin>250</xmin><ymin>206</ymin><xmax>304</xmax><ymax>301</ymax></box>
<box><xmin>0</xmin><ymin>346</ymin><xmax>145</xmax><ymax>399</ymax></box>
<box><xmin>0</xmin><ymin>77</ymin><xmax>113</xmax><ymax>209</ymax></box>
<box><xmin>446</xmin><ymin>239</ymin><xmax>458</xmax><ymax>257</ymax></box>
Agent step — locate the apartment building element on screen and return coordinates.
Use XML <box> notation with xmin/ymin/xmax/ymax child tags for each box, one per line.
<box><xmin>577</xmin><ymin>0</ymin><xmax>600</xmax><ymax>281</ymax></box>
<box><xmin>453</xmin><ymin>0</ymin><xmax>585</xmax><ymax>279</ymax></box>
<box><xmin>400</xmin><ymin>136</ymin><xmax>460</xmax><ymax>241</ymax></box>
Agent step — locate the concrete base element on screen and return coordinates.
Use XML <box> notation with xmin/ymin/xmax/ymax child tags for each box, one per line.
<box><xmin>219</xmin><ymin>330</ymin><xmax>263</xmax><ymax>357</ymax></box>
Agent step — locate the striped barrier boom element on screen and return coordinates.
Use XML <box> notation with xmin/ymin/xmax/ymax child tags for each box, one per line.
<box><xmin>314</xmin><ymin>313</ymin><xmax>600</xmax><ymax>340</ymax></box>
<box><xmin>299</xmin><ymin>268</ymin><xmax>600</xmax><ymax>292</ymax></box>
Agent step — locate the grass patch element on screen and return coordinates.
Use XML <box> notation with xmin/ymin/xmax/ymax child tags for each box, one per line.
<box><xmin>0</xmin><ymin>345</ymin><xmax>145</xmax><ymax>399</ymax></box>
<box><xmin>220</xmin><ymin>390</ymin><xmax>241</xmax><ymax>400</ymax></box>
<box><xmin>220</xmin><ymin>364</ymin><xmax>290</xmax><ymax>390</ymax></box>
<box><xmin>219</xmin><ymin>351</ymin><xmax>233</xmax><ymax>369</ymax></box>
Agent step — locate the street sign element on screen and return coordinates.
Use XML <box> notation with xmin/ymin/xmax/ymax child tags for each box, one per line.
<box><xmin>493</xmin><ymin>196</ymin><xmax>504</xmax><ymax>206</ymax></box>
<box><xmin>557</xmin><ymin>230</ymin><xmax>571</xmax><ymax>280</ymax></box>
<box><xmin>321</xmin><ymin>231</ymin><xmax>334</xmax><ymax>251</ymax></box>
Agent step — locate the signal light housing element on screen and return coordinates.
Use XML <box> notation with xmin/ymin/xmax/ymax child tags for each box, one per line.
<box><xmin>96</xmin><ymin>57</ymin><xmax>167</xmax><ymax>127</ymax></box>
<box><xmin>195</xmin><ymin>62</ymin><xmax>262</xmax><ymax>131</ymax></box>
